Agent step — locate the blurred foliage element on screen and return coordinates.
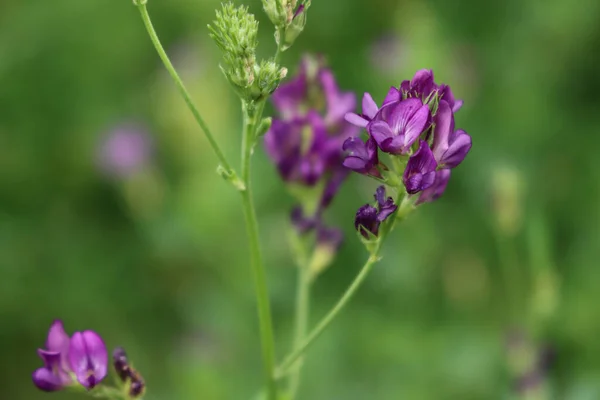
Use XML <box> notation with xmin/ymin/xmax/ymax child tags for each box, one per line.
<box><xmin>1</xmin><ymin>0</ymin><xmax>600</xmax><ymax>399</ymax></box>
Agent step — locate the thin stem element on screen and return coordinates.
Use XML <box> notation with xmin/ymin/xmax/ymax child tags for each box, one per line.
<box><xmin>275</xmin><ymin>242</ymin><xmax>383</xmax><ymax>379</ymax></box>
<box><xmin>241</xmin><ymin>101</ymin><xmax>277</xmax><ymax>400</ymax></box>
<box><xmin>136</xmin><ymin>3</ymin><xmax>239</xmax><ymax>183</ymax></box>
<box><xmin>288</xmin><ymin>235</ymin><xmax>312</xmax><ymax>399</ymax></box>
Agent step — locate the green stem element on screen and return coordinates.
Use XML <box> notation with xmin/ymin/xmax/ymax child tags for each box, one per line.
<box><xmin>136</xmin><ymin>3</ymin><xmax>240</xmax><ymax>185</ymax></box>
<box><xmin>275</xmin><ymin>241</ymin><xmax>383</xmax><ymax>379</ymax></box>
<box><xmin>288</xmin><ymin>234</ymin><xmax>312</xmax><ymax>399</ymax></box>
<box><xmin>241</xmin><ymin>101</ymin><xmax>277</xmax><ymax>400</ymax></box>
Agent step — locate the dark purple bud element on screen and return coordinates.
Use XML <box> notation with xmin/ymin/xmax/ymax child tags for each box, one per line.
<box><xmin>69</xmin><ymin>331</ymin><xmax>108</xmax><ymax>390</ymax></box>
<box><xmin>416</xmin><ymin>169</ymin><xmax>451</xmax><ymax>204</ymax></box>
<box><xmin>129</xmin><ymin>377</ymin><xmax>146</xmax><ymax>397</ymax></box>
<box><xmin>431</xmin><ymin>101</ymin><xmax>472</xmax><ymax>168</ymax></box>
<box><xmin>354</xmin><ymin>204</ymin><xmax>380</xmax><ymax>238</ymax></box>
<box><xmin>32</xmin><ymin>320</ymin><xmax>73</xmax><ymax>392</ymax></box>
<box><xmin>355</xmin><ymin>186</ymin><xmax>397</xmax><ymax>238</ymax></box>
<box><xmin>403</xmin><ymin>140</ymin><xmax>438</xmax><ymax>194</ymax></box>
<box><xmin>368</xmin><ymin>98</ymin><xmax>430</xmax><ymax>154</ymax></box>
<box><xmin>342</xmin><ymin>137</ymin><xmax>381</xmax><ymax>177</ymax></box>
<box><xmin>374</xmin><ymin>186</ymin><xmax>398</xmax><ymax>221</ymax></box>
<box><xmin>113</xmin><ymin>347</ymin><xmax>130</xmax><ymax>382</ymax></box>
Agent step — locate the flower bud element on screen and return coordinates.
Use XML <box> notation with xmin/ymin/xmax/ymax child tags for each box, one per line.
<box><xmin>282</xmin><ymin>4</ymin><xmax>308</xmax><ymax>50</ymax></box>
<box><xmin>249</xmin><ymin>60</ymin><xmax>288</xmax><ymax>101</ymax></box>
<box><xmin>208</xmin><ymin>3</ymin><xmax>259</xmax><ymax>96</ymax></box>
<box><xmin>262</xmin><ymin>0</ymin><xmax>287</xmax><ymax>27</ymax></box>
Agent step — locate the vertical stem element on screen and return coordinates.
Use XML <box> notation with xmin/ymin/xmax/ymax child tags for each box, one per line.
<box><xmin>240</xmin><ymin>101</ymin><xmax>277</xmax><ymax>400</ymax></box>
<box><xmin>288</xmin><ymin>236</ymin><xmax>312</xmax><ymax>399</ymax></box>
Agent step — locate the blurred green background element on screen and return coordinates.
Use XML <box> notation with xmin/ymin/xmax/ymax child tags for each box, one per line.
<box><xmin>2</xmin><ymin>0</ymin><xmax>600</xmax><ymax>399</ymax></box>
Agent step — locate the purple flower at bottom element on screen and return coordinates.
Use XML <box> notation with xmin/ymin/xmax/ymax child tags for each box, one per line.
<box><xmin>354</xmin><ymin>186</ymin><xmax>398</xmax><ymax>238</ymax></box>
<box><xmin>416</xmin><ymin>169</ymin><xmax>451</xmax><ymax>204</ymax></box>
<box><xmin>368</xmin><ymin>98</ymin><xmax>431</xmax><ymax>154</ymax></box>
<box><xmin>403</xmin><ymin>140</ymin><xmax>438</xmax><ymax>194</ymax></box>
<box><xmin>32</xmin><ymin>320</ymin><xmax>73</xmax><ymax>392</ymax></box>
<box><xmin>69</xmin><ymin>331</ymin><xmax>108</xmax><ymax>389</ymax></box>
<box><xmin>342</xmin><ymin>137</ymin><xmax>381</xmax><ymax>177</ymax></box>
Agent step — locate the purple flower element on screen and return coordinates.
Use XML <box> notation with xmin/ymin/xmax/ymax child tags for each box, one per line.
<box><xmin>344</xmin><ymin>88</ymin><xmax>401</xmax><ymax>128</ymax></box>
<box><xmin>354</xmin><ymin>186</ymin><xmax>398</xmax><ymax>238</ymax></box>
<box><xmin>368</xmin><ymin>98</ymin><xmax>431</xmax><ymax>154</ymax></box>
<box><xmin>431</xmin><ymin>100</ymin><xmax>472</xmax><ymax>168</ymax></box>
<box><xmin>97</xmin><ymin>124</ymin><xmax>153</xmax><ymax>178</ymax></box>
<box><xmin>320</xmin><ymin>167</ymin><xmax>349</xmax><ymax>209</ymax></box>
<box><xmin>400</xmin><ymin>69</ymin><xmax>435</xmax><ymax>100</ymax></box>
<box><xmin>32</xmin><ymin>321</ymin><xmax>73</xmax><ymax>392</ymax></box>
<box><xmin>69</xmin><ymin>331</ymin><xmax>108</xmax><ymax>389</ymax></box>
<box><xmin>438</xmin><ymin>84</ymin><xmax>463</xmax><ymax>113</ymax></box>
<box><xmin>416</xmin><ymin>169</ymin><xmax>451</xmax><ymax>204</ymax></box>
<box><xmin>265</xmin><ymin>111</ymin><xmax>327</xmax><ymax>185</ymax></box>
<box><xmin>342</xmin><ymin>137</ymin><xmax>381</xmax><ymax>177</ymax></box>
<box><xmin>403</xmin><ymin>140</ymin><xmax>438</xmax><ymax>194</ymax></box>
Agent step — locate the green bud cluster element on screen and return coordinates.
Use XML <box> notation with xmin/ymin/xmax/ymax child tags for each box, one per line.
<box><xmin>209</xmin><ymin>3</ymin><xmax>287</xmax><ymax>102</ymax></box>
<box><xmin>262</xmin><ymin>0</ymin><xmax>311</xmax><ymax>50</ymax></box>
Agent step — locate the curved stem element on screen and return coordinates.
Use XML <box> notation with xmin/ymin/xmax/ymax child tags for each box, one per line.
<box><xmin>136</xmin><ymin>3</ymin><xmax>240</xmax><ymax>185</ymax></box>
<box><xmin>275</xmin><ymin>242</ymin><xmax>383</xmax><ymax>379</ymax></box>
<box><xmin>241</xmin><ymin>101</ymin><xmax>277</xmax><ymax>400</ymax></box>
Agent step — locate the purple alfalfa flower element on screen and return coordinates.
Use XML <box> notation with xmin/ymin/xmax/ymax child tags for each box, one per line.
<box><xmin>416</xmin><ymin>169</ymin><xmax>451</xmax><ymax>205</ymax></box>
<box><xmin>354</xmin><ymin>186</ymin><xmax>398</xmax><ymax>238</ymax></box>
<box><xmin>265</xmin><ymin>111</ymin><xmax>327</xmax><ymax>185</ymax></box>
<box><xmin>431</xmin><ymin>100</ymin><xmax>472</xmax><ymax>168</ymax></box>
<box><xmin>399</xmin><ymin>69</ymin><xmax>463</xmax><ymax>113</ymax></box>
<box><xmin>400</xmin><ymin>69</ymin><xmax>436</xmax><ymax>100</ymax></box>
<box><xmin>403</xmin><ymin>140</ymin><xmax>438</xmax><ymax>194</ymax></box>
<box><xmin>68</xmin><ymin>330</ymin><xmax>108</xmax><ymax>389</ymax></box>
<box><xmin>368</xmin><ymin>97</ymin><xmax>431</xmax><ymax>154</ymax></box>
<box><xmin>32</xmin><ymin>320</ymin><xmax>73</xmax><ymax>392</ymax></box>
<box><xmin>342</xmin><ymin>136</ymin><xmax>381</xmax><ymax>178</ymax></box>
<box><xmin>97</xmin><ymin>124</ymin><xmax>153</xmax><ymax>179</ymax></box>
<box><xmin>291</xmin><ymin>206</ymin><xmax>319</xmax><ymax>234</ymax></box>
<box><xmin>344</xmin><ymin>88</ymin><xmax>401</xmax><ymax>128</ymax></box>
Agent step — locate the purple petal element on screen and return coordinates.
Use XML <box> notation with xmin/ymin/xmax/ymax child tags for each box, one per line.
<box><xmin>377</xmin><ymin>203</ymin><xmax>398</xmax><ymax>222</ymax></box>
<box><xmin>345</xmin><ymin>112</ymin><xmax>369</xmax><ymax>128</ymax></box>
<box><xmin>32</xmin><ymin>367</ymin><xmax>64</xmax><ymax>392</ymax></box>
<box><xmin>69</xmin><ymin>331</ymin><xmax>108</xmax><ymax>389</ymax></box>
<box><xmin>320</xmin><ymin>168</ymin><xmax>349</xmax><ymax>208</ymax></box>
<box><xmin>416</xmin><ymin>169</ymin><xmax>451</xmax><ymax>204</ymax></box>
<box><xmin>387</xmin><ymin>98</ymin><xmax>430</xmax><ymax>150</ymax></box>
<box><xmin>374</xmin><ymin>185</ymin><xmax>387</xmax><ymax>206</ymax></box>
<box><xmin>403</xmin><ymin>141</ymin><xmax>438</xmax><ymax>194</ymax></box>
<box><xmin>362</xmin><ymin>93</ymin><xmax>378</xmax><ymax>119</ymax></box>
<box><xmin>442</xmin><ymin>129</ymin><xmax>472</xmax><ymax>168</ymax></box>
<box><xmin>272</xmin><ymin>71</ymin><xmax>307</xmax><ymax>120</ymax></box>
<box><xmin>382</xmin><ymin>87</ymin><xmax>401</xmax><ymax>106</ymax></box>
<box><xmin>410</xmin><ymin>69</ymin><xmax>435</xmax><ymax>95</ymax></box>
<box><xmin>46</xmin><ymin>320</ymin><xmax>70</xmax><ymax>371</ymax></box>
<box><xmin>37</xmin><ymin>349</ymin><xmax>62</xmax><ymax>369</ymax></box>
<box><xmin>431</xmin><ymin>100</ymin><xmax>454</xmax><ymax>162</ymax></box>
<box><xmin>452</xmin><ymin>99</ymin><xmax>464</xmax><ymax>113</ymax></box>
<box><xmin>320</xmin><ymin>69</ymin><xmax>356</xmax><ymax>126</ymax></box>
<box><xmin>368</xmin><ymin>121</ymin><xmax>394</xmax><ymax>149</ymax></box>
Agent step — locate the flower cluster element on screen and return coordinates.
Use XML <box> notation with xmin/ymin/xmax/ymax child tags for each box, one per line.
<box><xmin>265</xmin><ymin>55</ymin><xmax>357</xmax><ymax>258</ymax></box>
<box><xmin>32</xmin><ymin>320</ymin><xmax>107</xmax><ymax>392</ymax></box>
<box><xmin>33</xmin><ymin>320</ymin><xmax>145</xmax><ymax>398</ymax></box>
<box><xmin>344</xmin><ymin>70</ymin><xmax>472</xmax><ymax>238</ymax></box>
